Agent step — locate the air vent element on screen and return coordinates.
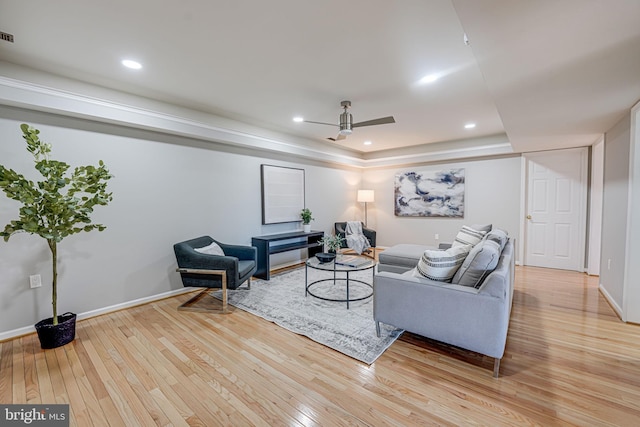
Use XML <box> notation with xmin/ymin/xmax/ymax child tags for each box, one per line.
<box><xmin>1</xmin><ymin>31</ymin><xmax>14</xmax><ymax>43</ymax></box>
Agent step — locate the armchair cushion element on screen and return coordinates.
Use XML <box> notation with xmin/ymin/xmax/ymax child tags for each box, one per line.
<box><xmin>238</xmin><ymin>260</ymin><xmax>256</xmax><ymax>278</ymax></box>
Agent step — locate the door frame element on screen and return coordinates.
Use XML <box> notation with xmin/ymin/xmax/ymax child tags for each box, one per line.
<box><xmin>521</xmin><ymin>148</ymin><xmax>589</xmax><ymax>272</ymax></box>
<box><xmin>588</xmin><ymin>138</ymin><xmax>604</xmax><ymax>276</ymax></box>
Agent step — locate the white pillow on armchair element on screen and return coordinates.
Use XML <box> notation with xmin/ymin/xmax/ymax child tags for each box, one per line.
<box><xmin>194</xmin><ymin>241</ymin><xmax>225</xmax><ymax>256</ymax></box>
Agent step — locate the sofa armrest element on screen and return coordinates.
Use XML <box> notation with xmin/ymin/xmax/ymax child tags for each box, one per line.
<box><xmin>373</xmin><ymin>271</ymin><xmax>510</xmax><ymax>359</ymax></box>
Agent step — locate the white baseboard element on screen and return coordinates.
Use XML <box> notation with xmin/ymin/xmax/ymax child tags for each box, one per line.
<box><xmin>599</xmin><ymin>283</ymin><xmax>624</xmax><ymax>320</ymax></box>
<box><xmin>0</xmin><ymin>287</ymin><xmax>195</xmax><ymax>343</ymax></box>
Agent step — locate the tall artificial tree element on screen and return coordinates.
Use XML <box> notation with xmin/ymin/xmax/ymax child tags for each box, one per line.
<box><xmin>0</xmin><ymin>124</ymin><xmax>113</xmax><ymax>325</ymax></box>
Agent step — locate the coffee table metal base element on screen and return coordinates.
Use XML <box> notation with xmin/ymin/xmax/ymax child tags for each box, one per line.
<box><xmin>305</xmin><ymin>264</ymin><xmax>374</xmax><ymax>309</ymax></box>
<box><xmin>306</xmin><ymin>278</ymin><xmax>373</xmax><ymax>309</ymax></box>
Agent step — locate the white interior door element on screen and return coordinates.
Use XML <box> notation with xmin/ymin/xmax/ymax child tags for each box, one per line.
<box><xmin>524</xmin><ymin>148</ymin><xmax>588</xmax><ymax>271</ymax></box>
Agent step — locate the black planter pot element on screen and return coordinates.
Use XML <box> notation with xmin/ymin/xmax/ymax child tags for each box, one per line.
<box><xmin>34</xmin><ymin>312</ymin><xmax>77</xmax><ymax>349</ymax></box>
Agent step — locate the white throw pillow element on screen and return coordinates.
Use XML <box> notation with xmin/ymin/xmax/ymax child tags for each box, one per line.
<box><xmin>194</xmin><ymin>242</ymin><xmax>225</xmax><ymax>256</ymax></box>
<box><xmin>414</xmin><ymin>245</ymin><xmax>471</xmax><ymax>282</ymax></box>
<box><xmin>452</xmin><ymin>225</ymin><xmax>487</xmax><ymax>248</ymax></box>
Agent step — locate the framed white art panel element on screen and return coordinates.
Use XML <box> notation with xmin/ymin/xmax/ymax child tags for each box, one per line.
<box><xmin>261</xmin><ymin>164</ymin><xmax>305</xmax><ymax>224</ymax></box>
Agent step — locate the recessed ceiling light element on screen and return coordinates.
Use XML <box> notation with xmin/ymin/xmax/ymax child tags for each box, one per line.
<box><xmin>363</xmin><ymin>141</ymin><xmax>372</xmax><ymax>145</ymax></box>
<box><xmin>293</xmin><ymin>116</ymin><xmax>304</xmax><ymax>122</ymax></box>
<box><xmin>464</xmin><ymin>123</ymin><xmax>476</xmax><ymax>129</ymax></box>
<box><xmin>419</xmin><ymin>74</ymin><xmax>439</xmax><ymax>84</ymax></box>
<box><xmin>121</xmin><ymin>59</ymin><xmax>142</xmax><ymax>70</ymax></box>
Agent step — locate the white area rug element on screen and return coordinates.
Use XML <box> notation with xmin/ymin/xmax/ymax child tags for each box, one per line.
<box><xmin>213</xmin><ymin>266</ymin><xmax>403</xmax><ymax>364</ymax></box>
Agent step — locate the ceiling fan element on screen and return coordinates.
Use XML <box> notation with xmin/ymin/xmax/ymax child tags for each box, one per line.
<box><xmin>303</xmin><ymin>100</ymin><xmax>395</xmax><ymax>141</ymax></box>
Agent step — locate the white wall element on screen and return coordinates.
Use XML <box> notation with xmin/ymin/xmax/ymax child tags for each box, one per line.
<box><xmin>600</xmin><ymin>114</ymin><xmax>631</xmax><ymax>313</ymax></box>
<box><xmin>0</xmin><ymin>108</ymin><xmax>361</xmax><ymax>334</ymax></box>
<box><xmin>623</xmin><ymin>102</ymin><xmax>640</xmax><ymax>323</ymax></box>
<box><xmin>362</xmin><ymin>156</ymin><xmax>522</xmax><ymax>254</ymax></box>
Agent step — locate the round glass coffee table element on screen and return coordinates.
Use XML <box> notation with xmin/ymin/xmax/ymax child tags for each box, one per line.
<box><xmin>305</xmin><ymin>254</ymin><xmax>376</xmax><ymax>309</ymax></box>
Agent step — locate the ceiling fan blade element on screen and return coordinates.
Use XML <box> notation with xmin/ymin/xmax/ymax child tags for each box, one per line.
<box><xmin>304</xmin><ymin>120</ymin><xmax>338</xmax><ymax>127</ymax></box>
<box><xmin>352</xmin><ymin>116</ymin><xmax>396</xmax><ymax>128</ymax></box>
<box><xmin>327</xmin><ymin>133</ymin><xmax>347</xmax><ymax>142</ymax></box>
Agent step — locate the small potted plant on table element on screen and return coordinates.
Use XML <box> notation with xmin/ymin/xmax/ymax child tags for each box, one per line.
<box><xmin>319</xmin><ymin>234</ymin><xmax>345</xmax><ymax>254</ymax></box>
<box><xmin>0</xmin><ymin>124</ymin><xmax>113</xmax><ymax>349</ymax></box>
<box><xmin>314</xmin><ymin>234</ymin><xmax>346</xmax><ymax>263</ymax></box>
<box><xmin>300</xmin><ymin>208</ymin><xmax>314</xmax><ymax>233</ymax></box>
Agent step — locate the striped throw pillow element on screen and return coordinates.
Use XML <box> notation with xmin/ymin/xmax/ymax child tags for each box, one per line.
<box><xmin>452</xmin><ymin>225</ymin><xmax>487</xmax><ymax>248</ymax></box>
<box><xmin>414</xmin><ymin>245</ymin><xmax>471</xmax><ymax>282</ymax></box>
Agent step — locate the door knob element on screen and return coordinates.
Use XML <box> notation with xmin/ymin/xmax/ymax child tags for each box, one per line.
<box><xmin>526</xmin><ymin>214</ymin><xmax>532</xmax><ymax>220</ymax></box>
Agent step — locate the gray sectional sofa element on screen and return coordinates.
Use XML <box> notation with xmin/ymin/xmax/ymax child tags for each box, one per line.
<box><xmin>373</xmin><ymin>232</ymin><xmax>515</xmax><ymax>377</ymax></box>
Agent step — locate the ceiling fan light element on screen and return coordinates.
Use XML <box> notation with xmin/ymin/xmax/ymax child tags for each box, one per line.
<box><xmin>340</xmin><ymin>111</ymin><xmax>353</xmax><ymax>128</ymax></box>
<box><xmin>339</xmin><ymin>128</ymin><xmax>352</xmax><ymax>136</ymax></box>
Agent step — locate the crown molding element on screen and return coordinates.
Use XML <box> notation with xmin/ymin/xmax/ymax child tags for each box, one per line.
<box><xmin>0</xmin><ymin>75</ymin><xmax>513</xmax><ymax>168</ymax></box>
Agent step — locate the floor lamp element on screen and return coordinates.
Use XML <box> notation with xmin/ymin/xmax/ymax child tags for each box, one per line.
<box><xmin>357</xmin><ymin>190</ymin><xmax>375</xmax><ymax>227</ymax></box>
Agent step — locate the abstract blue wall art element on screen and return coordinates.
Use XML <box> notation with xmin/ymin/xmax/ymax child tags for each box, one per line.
<box><xmin>394</xmin><ymin>169</ymin><xmax>465</xmax><ymax>217</ymax></box>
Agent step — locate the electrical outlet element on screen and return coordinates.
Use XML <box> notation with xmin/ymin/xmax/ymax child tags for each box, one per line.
<box><xmin>607</xmin><ymin>259</ymin><xmax>611</xmax><ymax>270</ymax></box>
<box><xmin>434</xmin><ymin>233</ymin><xmax>439</xmax><ymax>240</ymax></box>
<box><xmin>29</xmin><ymin>274</ymin><xmax>42</xmax><ymax>288</ymax></box>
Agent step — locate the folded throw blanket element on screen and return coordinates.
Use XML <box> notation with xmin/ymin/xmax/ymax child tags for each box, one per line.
<box><xmin>345</xmin><ymin>221</ymin><xmax>371</xmax><ymax>255</ymax></box>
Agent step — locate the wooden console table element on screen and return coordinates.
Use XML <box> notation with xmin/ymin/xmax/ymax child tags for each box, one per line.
<box><xmin>252</xmin><ymin>230</ymin><xmax>324</xmax><ymax>280</ymax></box>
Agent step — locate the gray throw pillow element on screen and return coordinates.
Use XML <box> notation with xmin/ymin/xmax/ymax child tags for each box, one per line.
<box><xmin>484</xmin><ymin>228</ymin><xmax>508</xmax><ymax>252</ymax></box>
<box><xmin>452</xmin><ymin>239</ymin><xmax>501</xmax><ymax>288</ymax></box>
<box><xmin>471</xmin><ymin>223</ymin><xmax>492</xmax><ymax>233</ymax></box>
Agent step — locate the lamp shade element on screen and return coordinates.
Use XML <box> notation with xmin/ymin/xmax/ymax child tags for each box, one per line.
<box><xmin>357</xmin><ymin>190</ymin><xmax>375</xmax><ymax>203</ymax></box>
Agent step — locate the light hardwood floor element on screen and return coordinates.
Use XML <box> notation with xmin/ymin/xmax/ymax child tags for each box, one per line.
<box><xmin>2</xmin><ymin>266</ymin><xmax>640</xmax><ymax>426</ymax></box>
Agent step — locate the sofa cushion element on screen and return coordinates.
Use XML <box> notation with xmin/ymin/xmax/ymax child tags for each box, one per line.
<box><xmin>453</xmin><ymin>238</ymin><xmax>501</xmax><ymax>288</ymax></box>
<box><xmin>452</xmin><ymin>225</ymin><xmax>488</xmax><ymax>248</ymax></box>
<box><xmin>414</xmin><ymin>245</ymin><xmax>471</xmax><ymax>282</ymax></box>
<box><xmin>379</xmin><ymin>244</ymin><xmax>436</xmax><ymax>270</ymax></box>
<box><xmin>194</xmin><ymin>241</ymin><xmax>225</xmax><ymax>256</ymax></box>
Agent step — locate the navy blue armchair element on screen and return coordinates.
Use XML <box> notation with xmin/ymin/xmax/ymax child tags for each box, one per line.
<box><xmin>174</xmin><ymin>236</ymin><xmax>257</xmax><ymax>312</ymax></box>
